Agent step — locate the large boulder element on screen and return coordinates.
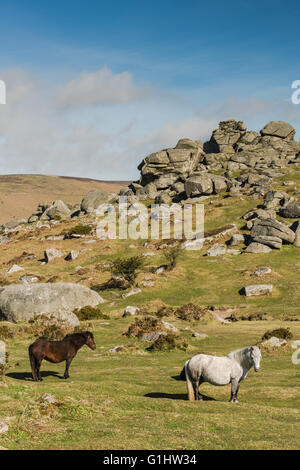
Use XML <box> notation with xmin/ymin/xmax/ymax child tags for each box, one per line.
<box><xmin>260</xmin><ymin>121</ymin><xmax>295</xmax><ymax>140</ymax></box>
<box><xmin>280</xmin><ymin>202</ymin><xmax>300</xmax><ymax>218</ymax></box>
<box><xmin>251</xmin><ymin>218</ymin><xmax>295</xmax><ymax>244</ymax></box>
<box><xmin>0</xmin><ymin>283</ymin><xmax>104</xmax><ymax>324</ymax></box>
<box><xmin>241</xmin><ymin>284</ymin><xmax>273</xmax><ymax>296</ymax></box>
<box><xmin>81</xmin><ymin>191</ymin><xmax>115</xmax><ymax>213</ymax></box>
<box><xmin>185</xmin><ymin>174</ymin><xmax>213</xmax><ymax>197</ymax></box>
<box><xmin>42</xmin><ymin>200</ymin><xmax>71</xmax><ymax>220</ymax></box>
<box><xmin>204</xmin><ymin>119</ymin><xmax>247</xmax><ymax>153</ymax></box>
<box><xmin>252</xmin><ymin>235</ymin><xmax>282</xmax><ymax>249</ymax></box>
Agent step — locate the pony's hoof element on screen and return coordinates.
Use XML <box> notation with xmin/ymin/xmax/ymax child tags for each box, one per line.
<box><xmin>64</xmin><ymin>376</ymin><xmax>69</xmax><ymax>380</ymax></box>
<box><xmin>39</xmin><ymin>378</ymin><xmax>43</xmax><ymax>381</ymax></box>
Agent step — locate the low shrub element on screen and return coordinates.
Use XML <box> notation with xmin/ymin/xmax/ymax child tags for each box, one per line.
<box><xmin>175</xmin><ymin>303</ymin><xmax>206</xmax><ymax>321</ymax></box>
<box><xmin>155</xmin><ymin>306</ymin><xmax>175</xmax><ymax>318</ymax></box>
<box><xmin>0</xmin><ymin>325</ymin><xmax>15</xmax><ymax>340</ymax></box>
<box><xmin>125</xmin><ymin>316</ymin><xmax>164</xmax><ymax>338</ymax></box>
<box><xmin>147</xmin><ymin>332</ymin><xmax>188</xmax><ymax>352</ymax></box>
<box><xmin>110</xmin><ymin>256</ymin><xmax>144</xmax><ymax>285</ymax></box>
<box><xmin>164</xmin><ymin>246</ymin><xmax>182</xmax><ymax>270</ymax></box>
<box><xmin>69</xmin><ymin>225</ymin><xmax>92</xmax><ymax>236</ymax></box>
<box><xmin>73</xmin><ymin>305</ymin><xmax>109</xmax><ymax>321</ymax></box>
<box><xmin>262</xmin><ymin>328</ymin><xmax>293</xmax><ymax>341</ymax></box>
<box><xmin>20</xmin><ymin>315</ymin><xmax>75</xmax><ymax>340</ymax></box>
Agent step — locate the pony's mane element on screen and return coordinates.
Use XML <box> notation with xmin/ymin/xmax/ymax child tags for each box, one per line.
<box><xmin>227</xmin><ymin>346</ymin><xmax>250</xmax><ymax>363</ymax></box>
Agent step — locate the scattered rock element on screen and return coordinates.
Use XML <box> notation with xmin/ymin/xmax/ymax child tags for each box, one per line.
<box><xmin>0</xmin><ymin>422</ymin><xmax>9</xmax><ymax>434</ymax></box>
<box><xmin>123</xmin><ymin>306</ymin><xmax>140</xmax><ymax>317</ymax></box>
<box><xmin>39</xmin><ymin>393</ymin><xmax>59</xmax><ymax>408</ymax></box>
<box><xmin>245</xmin><ymin>242</ymin><xmax>272</xmax><ymax>253</ymax></box>
<box><xmin>121</xmin><ymin>288</ymin><xmax>142</xmax><ymax>299</ymax></box>
<box><xmin>262</xmin><ymin>337</ymin><xmax>287</xmax><ymax>348</ymax></box>
<box><xmin>44</xmin><ymin>248</ymin><xmax>64</xmax><ymax>263</ymax></box>
<box><xmin>140</xmin><ymin>331</ymin><xmax>167</xmax><ymax>342</ymax></box>
<box><xmin>65</xmin><ymin>250</ymin><xmax>79</xmax><ymax>261</ymax></box>
<box><xmin>241</xmin><ymin>284</ymin><xmax>273</xmax><ymax>296</ymax></box>
<box><xmin>252</xmin><ymin>267</ymin><xmax>272</xmax><ymax>277</ymax></box>
<box><xmin>206</xmin><ymin>244</ymin><xmax>226</xmax><ymax>256</ymax></box>
<box><xmin>161</xmin><ymin>321</ymin><xmax>178</xmax><ymax>332</ymax></box>
<box><xmin>4</xmin><ymin>264</ymin><xmax>24</xmax><ymax>275</ymax></box>
<box><xmin>19</xmin><ymin>274</ymin><xmax>39</xmax><ymax>284</ymax></box>
<box><xmin>228</xmin><ymin>233</ymin><xmax>245</xmax><ymax>246</ymax></box>
<box><xmin>108</xmin><ymin>345</ymin><xmax>125</xmax><ymax>353</ymax></box>
<box><xmin>192</xmin><ymin>332</ymin><xmax>208</xmax><ymax>338</ymax></box>
<box><xmin>181</xmin><ymin>238</ymin><xmax>204</xmax><ymax>250</ymax></box>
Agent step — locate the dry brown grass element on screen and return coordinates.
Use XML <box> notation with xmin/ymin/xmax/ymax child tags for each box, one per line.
<box><xmin>0</xmin><ymin>174</ymin><xmax>128</xmax><ymax>224</ymax></box>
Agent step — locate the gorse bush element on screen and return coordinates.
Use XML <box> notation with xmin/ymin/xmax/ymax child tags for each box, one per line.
<box><xmin>155</xmin><ymin>306</ymin><xmax>175</xmax><ymax>318</ymax></box>
<box><xmin>164</xmin><ymin>246</ymin><xmax>181</xmax><ymax>270</ymax></box>
<box><xmin>175</xmin><ymin>303</ymin><xmax>206</xmax><ymax>321</ymax></box>
<box><xmin>262</xmin><ymin>328</ymin><xmax>293</xmax><ymax>341</ymax></box>
<box><xmin>110</xmin><ymin>255</ymin><xmax>144</xmax><ymax>285</ymax></box>
<box><xmin>147</xmin><ymin>333</ymin><xmax>188</xmax><ymax>352</ymax></box>
<box><xmin>69</xmin><ymin>225</ymin><xmax>92</xmax><ymax>236</ymax></box>
<box><xmin>20</xmin><ymin>315</ymin><xmax>75</xmax><ymax>340</ymax></box>
<box><xmin>0</xmin><ymin>325</ymin><xmax>14</xmax><ymax>340</ymax></box>
<box><xmin>73</xmin><ymin>305</ymin><xmax>109</xmax><ymax>321</ymax></box>
<box><xmin>125</xmin><ymin>316</ymin><xmax>163</xmax><ymax>338</ymax></box>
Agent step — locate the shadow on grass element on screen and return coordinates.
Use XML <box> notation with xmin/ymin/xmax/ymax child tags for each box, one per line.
<box><xmin>145</xmin><ymin>392</ymin><xmax>216</xmax><ymax>401</ymax></box>
<box><xmin>6</xmin><ymin>371</ymin><xmax>63</xmax><ymax>381</ymax></box>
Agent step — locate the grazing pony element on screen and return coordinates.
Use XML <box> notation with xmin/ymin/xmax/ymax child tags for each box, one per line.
<box><xmin>29</xmin><ymin>331</ymin><xmax>96</xmax><ymax>381</ymax></box>
<box><xmin>184</xmin><ymin>345</ymin><xmax>261</xmax><ymax>403</ymax></box>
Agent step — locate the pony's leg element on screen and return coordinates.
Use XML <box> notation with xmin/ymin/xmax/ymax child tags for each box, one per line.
<box><xmin>197</xmin><ymin>378</ymin><xmax>204</xmax><ymax>400</ymax></box>
<box><xmin>36</xmin><ymin>358</ymin><xmax>43</xmax><ymax>381</ymax></box>
<box><xmin>230</xmin><ymin>379</ymin><xmax>239</xmax><ymax>403</ymax></box>
<box><xmin>64</xmin><ymin>356</ymin><xmax>74</xmax><ymax>379</ymax></box>
<box><xmin>29</xmin><ymin>353</ymin><xmax>38</xmax><ymax>381</ymax></box>
<box><xmin>192</xmin><ymin>377</ymin><xmax>201</xmax><ymax>401</ymax></box>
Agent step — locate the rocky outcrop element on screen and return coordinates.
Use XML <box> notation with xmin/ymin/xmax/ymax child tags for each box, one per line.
<box><xmin>0</xmin><ymin>283</ymin><xmax>104</xmax><ymax>324</ymax></box>
<box><xmin>81</xmin><ymin>190</ymin><xmax>116</xmax><ymax>213</ymax></box>
<box><xmin>250</xmin><ymin>218</ymin><xmax>295</xmax><ymax>244</ymax></box>
<box><xmin>121</xmin><ymin>119</ymin><xmax>300</xmax><ymax>202</ymax></box>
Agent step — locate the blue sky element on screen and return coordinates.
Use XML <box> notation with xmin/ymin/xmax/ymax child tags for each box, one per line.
<box><xmin>0</xmin><ymin>0</ymin><xmax>300</xmax><ymax>179</ymax></box>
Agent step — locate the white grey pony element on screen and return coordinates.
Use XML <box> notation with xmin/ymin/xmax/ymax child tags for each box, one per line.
<box><xmin>184</xmin><ymin>345</ymin><xmax>262</xmax><ymax>403</ymax></box>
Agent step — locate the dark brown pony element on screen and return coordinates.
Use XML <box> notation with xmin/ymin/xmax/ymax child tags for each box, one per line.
<box><xmin>28</xmin><ymin>331</ymin><xmax>96</xmax><ymax>381</ymax></box>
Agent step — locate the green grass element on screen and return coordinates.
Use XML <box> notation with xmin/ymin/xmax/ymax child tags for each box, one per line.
<box><xmin>0</xmin><ymin>319</ymin><xmax>299</xmax><ymax>450</ymax></box>
<box><xmin>1</xmin><ymin>168</ymin><xmax>300</xmax><ymax>449</ymax></box>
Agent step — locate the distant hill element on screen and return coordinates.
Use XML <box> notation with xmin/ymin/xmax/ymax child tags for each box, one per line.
<box><xmin>0</xmin><ymin>174</ymin><xmax>129</xmax><ymax>224</ymax></box>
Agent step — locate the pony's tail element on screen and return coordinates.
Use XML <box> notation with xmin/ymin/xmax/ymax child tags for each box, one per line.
<box><xmin>28</xmin><ymin>345</ymin><xmax>37</xmax><ymax>381</ymax></box>
<box><xmin>185</xmin><ymin>360</ymin><xmax>195</xmax><ymax>401</ymax></box>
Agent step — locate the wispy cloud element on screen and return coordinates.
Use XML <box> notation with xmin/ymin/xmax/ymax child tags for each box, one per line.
<box><xmin>56</xmin><ymin>66</ymin><xmax>152</xmax><ymax>109</ymax></box>
<box><xmin>0</xmin><ymin>66</ymin><xmax>299</xmax><ymax>180</ymax></box>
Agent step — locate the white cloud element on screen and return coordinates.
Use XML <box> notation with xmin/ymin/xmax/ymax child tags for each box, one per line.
<box><xmin>56</xmin><ymin>65</ymin><xmax>152</xmax><ymax>109</ymax></box>
<box><xmin>0</xmin><ymin>67</ymin><xmax>300</xmax><ymax>181</ymax></box>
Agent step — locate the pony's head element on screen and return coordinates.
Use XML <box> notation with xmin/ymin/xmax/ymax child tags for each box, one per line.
<box><xmin>249</xmin><ymin>345</ymin><xmax>261</xmax><ymax>371</ymax></box>
<box><xmin>83</xmin><ymin>331</ymin><xmax>96</xmax><ymax>350</ymax></box>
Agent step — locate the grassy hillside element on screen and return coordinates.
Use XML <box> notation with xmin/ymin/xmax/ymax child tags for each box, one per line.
<box><xmin>0</xmin><ymin>168</ymin><xmax>300</xmax><ymax>450</ymax></box>
<box><xmin>0</xmin><ymin>174</ymin><xmax>128</xmax><ymax>224</ymax></box>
